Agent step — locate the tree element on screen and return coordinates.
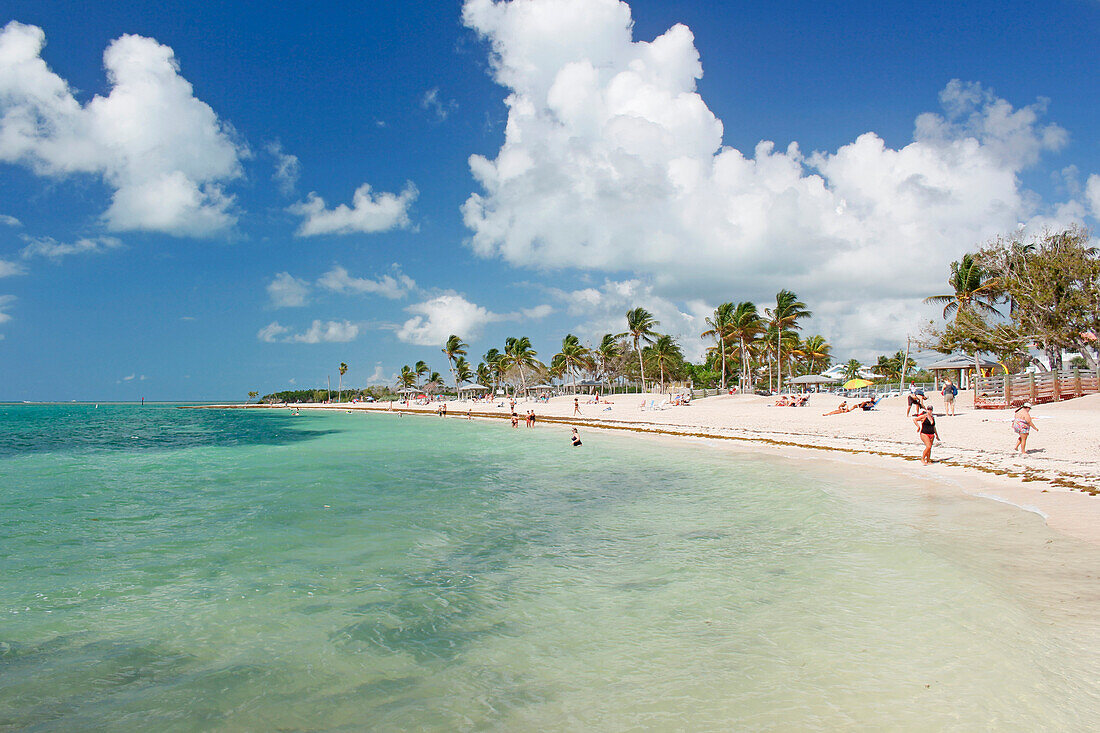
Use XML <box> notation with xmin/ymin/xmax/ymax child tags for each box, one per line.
<box><xmin>442</xmin><ymin>334</ymin><xmax>468</xmax><ymax>388</ymax></box>
<box><xmin>793</xmin><ymin>335</ymin><xmax>831</xmax><ymax>374</ymax></box>
<box><xmin>553</xmin><ymin>334</ymin><xmax>594</xmax><ymax>392</ymax></box>
<box><xmin>484</xmin><ymin>348</ymin><xmax>504</xmax><ymax>393</ymax></box>
<box><xmin>414</xmin><ymin>360</ymin><xmax>429</xmax><ymax>390</ymax></box>
<box><xmin>475</xmin><ymin>361</ymin><xmax>492</xmax><ymax>389</ymax></box>
<box><xmin>397</xmin><ymin>365</ymin><xmax>416</xmax><ymax>391</ymax></box>
<box><xmin>502</xmin><ymin>336</ymin><xmax>543</xmax><ymax>396</ymax></box>
<box><xmin>842</xmin><ymin>359</ymin><xmax>863</xmax><ymax>380</ymax></box>
<box><xmin>595</xmin><ymin>334</ymin><xmax>622</xmax><ymax>384</ymax></box>
<box><xmin>644</xmin><ymin>334</ymin><xmax>684</xmax><ymax>392</ymax></box>
<box><xmin>455</xmin><ymin>357</ymin><xmax>473</xmax><ymax>386</ymax></box>
<box><xmin>701</xmin><ymin>302</ymin><xmax>735</xmax><ymax>390</ymax></box>
<box><xmin>247</xmin><ymin>390</ymin><xmax>258</xmax><ymax>403</ymax></box>
<box><xmin>977</xmin><ymin>227</ymin><xmax>1100</xmax><ymax>369</ymax></box>
<box><xmin>617</xmin><ymin>307</ymin><xmax>660</xmax><ymax>392</ymax></box>
<box><xmin>727</xmin><ymin>302</ymin><xmax>765</xmax><ymax>390</ymax></box>
<box><xmin>765</xmin><ymin>290</ymin><xmax>812</xmax><ymax>393</ymax></box>
<box><xmin>338</xmin><ymin>362</ymin><xmax>348</xmax><ymax>403</ymax></box>
<box><xmin>924</xmin><ymin>253</ymin><xmax>1001</xmax><ymax>320</ymax></box>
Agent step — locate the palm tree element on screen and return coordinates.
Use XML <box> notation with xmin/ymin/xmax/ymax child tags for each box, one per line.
<box><xmin>553</xmin><ymin>334</ymin><xmax>593</xmax><ymax>393</ymax></box>
<box><xmin>414</xmin><ymin>360</ymin><xmax>429</xmax><ymax>390</ymax></box>
<box><xmin>398</xmin><ymin>365</ymin><xmax>416</xmax><ymax>391</ymax></box>
<box><xmin>455</xmin><ymin>357</ymin><xmax>473</xmax><ymax>386</ymax></box>
<box><xmin>765</xmin><ymin>290</ymin><xmax>812</xmax><ymax>393</ymax></box>
<box><xmin>842</xmin><ymin>359</ymin><xmax>862</xmax><ymax>380</ymax></box>
<box><xmin>441</xmin><ymin>334</ymin><xmax>468</xmax><ymax>389</ymax></box>
<box><xmin>794</xmin><ymin>335</ymin><xmax>831</xmax><ymax>374</ymax></box>
<box><xmin>701</xmin><ymin>302</ymin><xmax>735</xmax><ymax>390</ymax></box>
<box><xmin>248</xmin><ymin>390</ymin><xmax>258</xmax><ymax>403</ymax></box>
<box><xmin>727</xmin><ymin>301</ymin><xmax>764</xmax><ymax>391</ymax></box>
<box><xmin>617</xmin><ymin>307</ymin><xmax>660</xmax><ymax>392</ymax></box>
<box><xmin>595</xmin><ymin>334</ymin><xmax>621</xmax><ymax>385</ymax></box>
<box><xmin>502</xmin><ymin>336</ymin><xmax>542</xmax><ymax>396</ymax></box>
<box><xmin>644</xmin><ymin>335</ymin><xmax>684</xmax><ymax>392</ymax></box>
<box><xmin>925</xmin><ymin>253</ymin><xmax>1004</xmax><ymax>380</ymax></box>
<box><xmin>475</xmin><ymin>361</ymin><xmax>492</xmax><ymax>389</ymax></box>
<box><xmin>484</xmin><ymin>348</ymin><xmax>503</xmax><ymax>393</ymax></box>
<box><xmin>875</xmin><ymin>354</ymin><xmax>900</xmax><ymax>381</ymax></box>
<box><xmin>337</xmin><ymin>362</ymin><xmax>348</xmax><ymax>403</ymax></box>
<box><xmin>924</xmin><ymin>253</ymin><xmax>1001</xmax><ymax>320</ymax></box>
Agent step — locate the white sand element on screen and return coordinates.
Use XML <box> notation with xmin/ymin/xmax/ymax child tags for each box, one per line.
<box><xmin>207</xmin><ymin>390</ymin><xmax>1100</xmax><ymax>544</ymax></box>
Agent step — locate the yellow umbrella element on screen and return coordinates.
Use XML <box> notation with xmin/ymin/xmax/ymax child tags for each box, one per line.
<box><xmin>842</xmin><ymin>378</ymin><xmax>873</xmax><ymax>389</ymax></box>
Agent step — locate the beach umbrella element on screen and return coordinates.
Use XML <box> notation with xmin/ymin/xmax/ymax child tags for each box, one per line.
<box><xmin>457</xmin><ymin>384</ymin><xmax>489</xmax><ymax>391</ymax></box>
<box><xmin>842</xmin><ymin>378</ymin><xmax>873</xmax><ymax>389</ymax></box>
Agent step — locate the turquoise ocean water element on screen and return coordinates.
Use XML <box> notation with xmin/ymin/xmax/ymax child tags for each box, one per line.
<box><xmin>2</xmin><ymin>404</ymin><xmax>1099</xmax><ymax>730</ymax></box>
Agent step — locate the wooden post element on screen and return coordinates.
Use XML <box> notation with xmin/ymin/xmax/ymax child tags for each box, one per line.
<box><xmin>1004</xmin><ymin>373</ymin><xmax>1012</xmax><ymax>406</ymax></box>
<box><xmin>1074</xmin><ymin>368</ymin><xmax>1082</xmax><ymax>397</ymax></box>
<box><xmin>1029</xmin><ymin>372</ymin><xmax>1037</xmax><ymax>404</ymax></box>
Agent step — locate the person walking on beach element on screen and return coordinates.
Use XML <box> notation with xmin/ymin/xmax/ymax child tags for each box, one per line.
<box><xmin>906</xmin><ymin>390</ymin><xmax>925</xmax><ymax>416</ymax></box>
<box><xmin>574</xmin><ymin>397</ymin><xmax>581</xmax><ymax>416</ymax></box>
<box><xmin>913</xmin><ymin>405</ymin><xmax>939</xmax><ymax>465</ymax></box>
<box><xmin>1012</xmin><ymin>403</ymin><xmax>1038</xmax><ymax>454</ymax></box>
<box><xmin>942</xmin><ymin>379</ymin><xmax>958</xmax><ymax>416</ymax></box>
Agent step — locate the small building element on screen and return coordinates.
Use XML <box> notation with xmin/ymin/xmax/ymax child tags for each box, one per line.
<box><xmin>925</xmin><ymin>354</ymin><xmax>1000</xmax><ymax>390</ymax></box>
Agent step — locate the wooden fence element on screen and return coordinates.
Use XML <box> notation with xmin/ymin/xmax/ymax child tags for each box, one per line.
<box><xmin>973</xmin><ymin>368</ymin><xmax>1100</xmax><ymax>409</ymax></box>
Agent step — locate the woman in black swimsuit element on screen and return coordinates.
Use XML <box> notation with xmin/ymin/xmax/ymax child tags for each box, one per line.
<box><xmin>912</xmin><ymin>406</ymin><xmax>938</xmax><ymax>464</ymax></box>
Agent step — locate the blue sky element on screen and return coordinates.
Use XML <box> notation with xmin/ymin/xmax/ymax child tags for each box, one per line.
<box><xmin>2</xmin><ymin>0</ymin><xmax>1098</xmax><ymax>400</ymax></box>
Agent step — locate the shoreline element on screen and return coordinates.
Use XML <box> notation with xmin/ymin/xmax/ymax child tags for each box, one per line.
<box><xmin>183</xmin><ymin>392</ymin><xmax>1100</xmax><ymax>546</ymax></box>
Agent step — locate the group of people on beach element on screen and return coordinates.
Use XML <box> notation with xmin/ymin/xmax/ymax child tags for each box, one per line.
<box><xmin>510</xmin><ymin>409</ymin><xmax>538</xmax><ymax>428</ymax></box>
<box><xmin>913</xmin><ymin>397</ymin><xmax>1038</xmax><ymax>465</ymax></box>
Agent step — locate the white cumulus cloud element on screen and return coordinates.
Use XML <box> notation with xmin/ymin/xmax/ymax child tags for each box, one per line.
<box><xmin>421</xmin><ymin>87</ymin><xmax>457</xmax><ymax>121</ymax></box>
<box><xmin>289</xmin><ymin>182</ymin><xmax>418</xmax><ymax>236</ymax></box>
<box><xmin>460</xmin><ymin>0</ymin><xmax>1090</xmax><ymax>351</ymax></box>
<box><xmin>258</xmin><ymin>319</ymin><xmax>360</xmax><ymax>343</ymax></box>
<box><xmin>21</xmin><ymin>235</ymin><xmax>122</xmax><ymax>260</ymax></box>
<box><xmin>0</xmin><ymin>260</ymin><xmax>26</xmax><ymax>277</ymax></box>
<box><xmin>0</xmin><ymin>21</ymin><xmax>247</xmax><ymax>236</ymax></box>
<box><xmin>316</xmin><ymin>264</ymin><xmax>416</xmax><ymax>299</ymax></box>
<box><xmin>396</xmin><ymin>293</ymin><xmax>502</xmax><ymax>346</ymax></box>
<box><xmin>266</xmin><ymin>140</ymin><xmax>300</xmax><ymax>195</ymax></box>
<box><xmin>1087</xmin><ymin>175</ymin><xmax>1100</xmax><ymax>221</ymax></box>
<box><xmin>0</xmin><ymin>214</ymin><xmax>21</xmax><ymax>226</ymax></box>
<box><xmin>292</xmin><ymin>319</ymin><xmax>360</xmax><ymax>343</ymax></box>
<box><xmin>0</xmin><ymin>294</ymin><xmax>15</xmax><ymax>324</ymax></box>
<box><xmin>257</xmin><ymin>321</ymin><xmax>290</xmax><ymax>342</ymax></box>
<box><xmin>267</xmin><ymin>272</ymin><xmax>310</xmax><ymax>308</ymax></box>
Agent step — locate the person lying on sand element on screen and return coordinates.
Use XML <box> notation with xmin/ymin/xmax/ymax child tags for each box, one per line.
<box><xmin>823</xmin><ymin>402</ymin><xmax>851</xmax><ymax>416</ymax></box>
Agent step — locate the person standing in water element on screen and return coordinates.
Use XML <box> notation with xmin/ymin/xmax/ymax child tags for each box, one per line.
<box><xmin>570</xmin><ymin>428</ymin><xmax>582</xmax><ymax>447</ymax></box>
<box><xmin>1012</xmin><ymin>403</ymin><xmax>1038</xmax><ymax>454</ymax></box>
<box><xmin>913</xmin><ymin>405</ymin><xmax>939</xmax><ymax>465</ymax></box>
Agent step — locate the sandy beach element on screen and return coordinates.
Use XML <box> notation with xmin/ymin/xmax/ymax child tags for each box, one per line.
<box><xmin>202</xmin><ymin>390</ymin><xmax>1100</xmax><ymax>545</ymax></box>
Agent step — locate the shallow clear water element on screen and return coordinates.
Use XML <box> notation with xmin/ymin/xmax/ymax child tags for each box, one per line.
<box><xmin>2</xmin><ymin>404</ymin><xmax>1099</xmax><ymax>730</ymax></box>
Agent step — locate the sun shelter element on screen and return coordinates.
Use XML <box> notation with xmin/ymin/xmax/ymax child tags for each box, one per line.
<box><xmin>457</xmin><ymin>384</ymin><xmax>490</xmax><ymax>400</ymax></box>
<box><xmin>926</xmin><ymin>354</ymin><xmax>1000</xmax><ymax>390</ymax></box>
<box><xmin>789</xmin><ymin>374</ymin><xmax>839</xmax><ymax>392</ymax></box>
